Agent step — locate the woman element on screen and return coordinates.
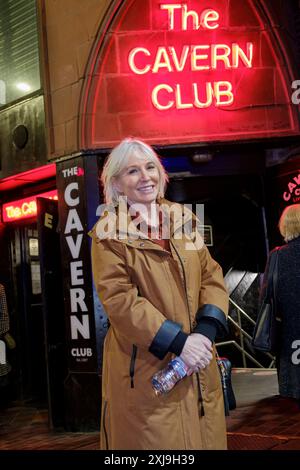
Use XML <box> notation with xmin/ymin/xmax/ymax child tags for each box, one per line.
<box><xmin>270</xmin><ymin>204</ymin><xmax>300</xmax><ymax>402</ymax></box>
<box><xmin>90</xmin><ymin>138</ymin><xmax>229</xmax><ymax>450</ymax></box>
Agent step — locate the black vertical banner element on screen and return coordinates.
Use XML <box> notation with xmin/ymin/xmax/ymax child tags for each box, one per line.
<box><xmin>56</xmin><ymin>156</ymin><xmax>98</xmax><ymax>372</ymax></box>
<box><xmin>37</xmin><ymin>197</ymin><xmax>66</xmax><ymax>429</ymax></box>
<box><xmin>56</xmin><ymin>154</ymin><xmax>102</xmax><ymax>430</ymax></box>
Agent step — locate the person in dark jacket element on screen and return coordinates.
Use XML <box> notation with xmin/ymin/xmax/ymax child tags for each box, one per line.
<box><xmin>265</xmin><ymin>204</ymin><xmax>300</xmax><ymax>402</ymax></box>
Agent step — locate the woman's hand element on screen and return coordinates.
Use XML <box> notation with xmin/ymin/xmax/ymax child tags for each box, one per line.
<box><xmin>179</xmin><ymin>333</ymin><xmax>213</xmax><ymax>376</ymax></box>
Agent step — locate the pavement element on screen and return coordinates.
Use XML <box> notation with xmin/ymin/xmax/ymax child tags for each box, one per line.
<box><xmin>227</xmin><ymin>369</ymin><xmax>300</xmax><ymax>450</ymax></box>
<box><xmin>1</xmin><ymin>369</ymin><xmax>300</xmax><ymax>450</ymax></box>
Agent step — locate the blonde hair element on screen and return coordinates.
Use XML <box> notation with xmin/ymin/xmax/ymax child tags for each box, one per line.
<box><xmin>279</xmin><ymin>204</ymin><xmax>300</xmax><ymax>242</ymax></box>
<box><xmin>101</xmin><ymin>138</ymin><xmax>168</xmax><ymax>205</ymax></box>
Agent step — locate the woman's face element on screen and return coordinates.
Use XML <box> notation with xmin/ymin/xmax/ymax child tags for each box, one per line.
<box><xmin>114</xmin><ymin>152</ymin><xmax>160</xmax><ymax>206</ymax></box>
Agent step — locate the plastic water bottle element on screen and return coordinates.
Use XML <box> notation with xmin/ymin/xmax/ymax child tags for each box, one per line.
<box><xmin>151</xmin><ymin>357</ymin><xmax>189</xmax><ymax>396</ymax></box>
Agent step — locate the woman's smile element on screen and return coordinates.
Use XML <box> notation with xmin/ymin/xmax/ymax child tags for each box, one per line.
<box><xmin>137</xmin><ymin>184</ymin><xmax>156</xmax><ymax>193</ymax></box>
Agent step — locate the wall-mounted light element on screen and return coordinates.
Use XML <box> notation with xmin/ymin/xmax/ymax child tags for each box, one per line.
<box><xmin>16</xmin><ymin>82</ymin><xmax>31</xmax><ymax>92</ymax></box>
<box><xmin>192</xmin><ymin>153</ymin><xmax>213</xmax><ymax>163</ymax></box>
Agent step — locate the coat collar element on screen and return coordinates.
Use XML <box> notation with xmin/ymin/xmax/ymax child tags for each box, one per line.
<box><xmin>89</xmin><ymin>198</ymin><xmax>195</xmax><ymax>249</ymax></box>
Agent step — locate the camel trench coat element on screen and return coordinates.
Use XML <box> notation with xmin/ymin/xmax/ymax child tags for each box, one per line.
<box><xmin>90</xmin><ymin>199</ymin><xmax>229</xmax><ymax>450</ymax></box>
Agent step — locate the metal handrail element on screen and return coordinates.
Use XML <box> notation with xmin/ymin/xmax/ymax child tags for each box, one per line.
<box><xmin>229</xmin><ymin>297</ymin><xmax>256</xmax><ymax>325</ymax></box>
<box><xmin>216</xmin><ymin>340</ymin><xmax>267</xmax><ymax>368</ymax></box>
<box><xmin>216</xmin><ymin>297</ymin><xmax>276</xmax><ymax>368</ymax></box>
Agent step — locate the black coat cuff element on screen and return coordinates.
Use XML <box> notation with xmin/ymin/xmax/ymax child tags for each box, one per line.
<box><xmin>196</xmin><ymin>304</ymin><xmax>228</xmax><ymax>338</ymax></box>
<box><xmin>169</xmin><ymin>331</ymin><xmax>188</xmax><ymax>356</ymax></box>
<box><xmin>193</xmin><ymin>319</ymin><xmax>217</xmax><ymax>343</ymax></box>
<box><xmin>149</xmin><ymin>320</ymin><xmax>182</xmax><ymax>360</ymax></box>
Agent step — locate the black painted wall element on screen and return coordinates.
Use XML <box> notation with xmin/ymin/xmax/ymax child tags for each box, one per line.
<box><xmin>0</xmin><ymin>94</ymin><xmax>47</xmax><ymax>178</ymax></box>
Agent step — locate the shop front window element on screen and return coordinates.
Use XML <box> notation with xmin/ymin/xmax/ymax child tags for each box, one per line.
<box><xmin>0</xmin><ymin>0</ymin><xmax>40</xmax><ymax>107</ymax></box>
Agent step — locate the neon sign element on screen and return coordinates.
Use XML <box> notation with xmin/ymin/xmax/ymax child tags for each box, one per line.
<box><xmin>283</xmin><ymin>173</ymin><xmax>300</xmax><ymax>203</ymax></box>
<box><xmin>128</xmin><ymin>44</ymin><xmax>253</xmax><ymax>74</ymax></box>
<box><xmin>2</xmin><ymin>190</ymin><xmax>58</xmax><ymax>222</ymax></box>
<box><xmin>81</xmin><ymin>0</ymin><xmax>300</xmax><ymax>147</ymax></box>
<box><xmin>160</xmin><ymin>5</ymin><xmax>220</xmax><ymax>31</ymax></box>
<box><xmin>151</xmin><ymin>81</ymin><xmax>234</xmax><ymax>110</ymax></box>
<box><xmin>127</xmin><ymin>4</ymin><xmax>253</xmax><ymax>111</ymax></box>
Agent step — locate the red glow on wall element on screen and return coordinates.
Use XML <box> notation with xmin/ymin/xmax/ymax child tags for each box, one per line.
<box><xmin>0</xmin><ymin>164</ymin><xmax>56</xmax><ymax>193</ymax></box>
<box><xmin>2</xmin><ymin>190</ymin><xmax>58</xmax><ymax>223</ymax></box>
<box><xmin>81</xmin><ymin>0</ymin><xmax>300</xmax><ymax>147</ymax></box>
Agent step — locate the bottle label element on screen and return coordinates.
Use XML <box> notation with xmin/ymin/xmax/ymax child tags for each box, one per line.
<box><xmin>151</xmin><ymin>357</ymin><xmax>188</xmax><ymax>396</ymax></box>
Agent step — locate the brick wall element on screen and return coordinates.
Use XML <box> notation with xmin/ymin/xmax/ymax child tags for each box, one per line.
<box><xmin>40</xmin><ymin>0</ymin><xmax>113</xmax><ymax>158</ymax></box>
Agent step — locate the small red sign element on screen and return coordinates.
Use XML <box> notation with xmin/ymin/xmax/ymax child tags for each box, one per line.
<box><xmin>2</xmin><ymin>190</ymin><xmax>58</xmax><ymax>223</ymax></box>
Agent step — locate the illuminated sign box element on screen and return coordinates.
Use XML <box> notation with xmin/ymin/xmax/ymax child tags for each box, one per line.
<box><xmin>81</xmin><ymin>0</ymin><xmax>300</xmax><ymax>147</ymax></box>
<box><xmin>282</xmin><ymin>172</ymin><xmax>300</xmax><ymax>204</ymax></box>
<box><xmin>2</xmin><ymin>190</ymin><xmax>58</xmax><ymax>223</ymax></box>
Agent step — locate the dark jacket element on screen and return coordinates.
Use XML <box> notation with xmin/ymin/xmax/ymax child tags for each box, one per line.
<box><xmin>267</xmin><ymin>237</ymin><xmax>300</xmax><ymax>399</ymax></box>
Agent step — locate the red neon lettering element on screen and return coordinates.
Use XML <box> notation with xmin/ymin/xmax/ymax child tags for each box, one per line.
<box><xmin>182</xmin><ymin>4</ymin><xmax>200</xmax><ymax>31</ymax></box>
<box><xmin>175</xmin><ymin>84</ymin><xmax>193</xmax><ymax>109</ymax></box>
<box><xmin>193</xmin><ymin>82</ymin><xmax>213</xmax><ymax>108</ymax></box>
<box><xmin>169</xmin><ymin>46</ymin><xmax>190</xmax><ymax>72</ymax></box>
<box><xmin>289</xmin><ymin>182</ymin><xmax>297</xmax><ymax>192</ymax></box>
<box><xmin>232</xmin><ymin>43</ymin><xmax>253</xmax><ymax>68</ymax></box>
<box><xmin>151</xmin><ymin>82</ymin><xmax>234</xmax><ymax>111</ymax></box>
<box><xmin>160</xmin><ymin>4</ymin><xmax>182</xmax><ymax>30</ymax></box>
<box><xmin>2</xmin><ymin>190</ymin><xmax>58</xmax><ymax>222</ymax></box>
<box><xmin>128</xmin><ymin>44</ymin><xmax>254</xmax><ymax>75</ymax></box>
<box><xmin>211</xmin><ymin>44</ymin><xmax>232</xmax><ymax>69</ymax></box>
<box><xmin>294</xmin><ymin>174</ymin><xmax>300</xmax><ymax>185</ymax></box>
<box><xmin>152</xmin><ymin>84</ymin><xmax>174</xmax><ymax>110</ymax></box>
<box><xmin>152</xmin><ymin>47</ymin><xmax>173</xmax><ymax>73</ymax></box>
<box><xmin>191</xmin><ymin>45</ymin><xmax>210</xmax><ymax>71</ymax></box>
<box><xmin>22</xmin><ymin>202</ymin><xmax>30</xmax><ymax>216</ymax></box>
<box><xmin>214</xmin><ymin>82</ymin><xmax>234</xmax><ymax>106</ymax></box>
<box><xmin>282</xmin><ymin>174</ymin><xmax>300</xmax><ymax>202</ymax></box>
<box><xmin>200</xmin><ymin>9</ymin><xmax>219</xmax><ymax>30</ymax></box>
<box><xmin>160</xmin><ymin>4</ymin><xmax>219</xmax><ymax>31</ymax></box>
<box><xmin>128</xmin><ymin>48</ymin><xmax>151</xmax><ymax>74</ymax></box>
<box><xmin>127</xmin><ymin>4</ymin><xmax>252</xmax><ymax>114</ymax></box>
<box><xmin>22</xmin><ymin>201</ymin><xmax>37</xmax><ymax>216</ymax></box>
<box><xmin>5</xmin><ymin>206</ymin><xmax>15</xmax><ymax>219</ymax></box>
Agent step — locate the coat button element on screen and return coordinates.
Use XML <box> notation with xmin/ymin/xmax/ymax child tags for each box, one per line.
<box><xmin>140</xmin><ymin>242</ymin><xmax>145</xmax><ymax>247</ymax></box>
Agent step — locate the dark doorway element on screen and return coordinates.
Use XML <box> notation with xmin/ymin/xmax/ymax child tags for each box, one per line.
<box><xmin>9</xmin><ymin>221</ymin><xmax>47</xmax><ymax>403</ymax></box>
<box><xmin>166</xmin><ymin>174</ymin><xmax>267</xmax><ymax>274</ymax></box>
<box><xmin>5</xmin><ymin>199</ymin><xmax>66</xmax><ymax>426</ymax></box>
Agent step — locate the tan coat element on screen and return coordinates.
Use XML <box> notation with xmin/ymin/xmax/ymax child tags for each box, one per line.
<box><xmin>90</xmin><ymin>199</ymin><xmax>229</xmax><ymax>450</ymax></box>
